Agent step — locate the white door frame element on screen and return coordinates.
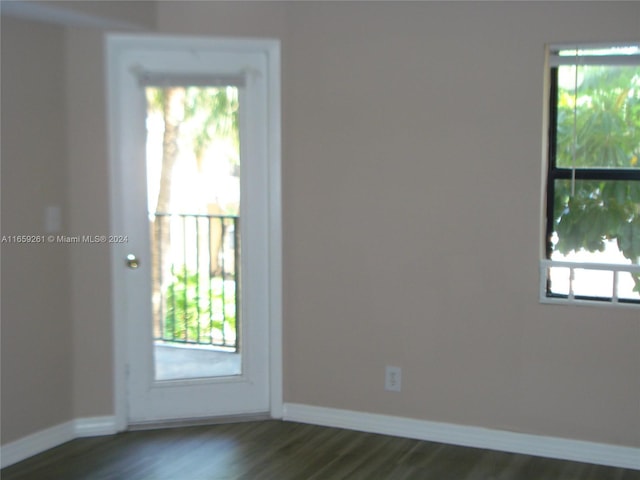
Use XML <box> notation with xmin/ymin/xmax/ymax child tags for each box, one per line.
<box><xmin>106</xmin><ymin>33</ymin><xmax>282</xmax><ymax>431</ymax></box>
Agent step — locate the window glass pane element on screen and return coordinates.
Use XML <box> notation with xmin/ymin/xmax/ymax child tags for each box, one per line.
<box><xmin>617</xmin><ymin>271</ymin><xmax>640</xmax><ymax>301</ymax></box>
<box><xmin>145</xmin><ymin>85</ymin><xmax>242</xmax><ymax>381</ymax></box>
<box><xmin>547</xmin><ymin>266</ymin><xmax>570</xmax><ymax>296</ymax></box>
<box><xmin>551</xmin><ymin>179</ymin><xmax>640</xmax><ymax>263</ymax></box>
<box><xmin>547</xmin><ymin>265</ymin><xmax>640</xmax><ymax>301</ymax></box>
<box><xmin>549</xmin><ymin>179</ymin><xmax>640</xmax><ymax>300</ymax></box>
<box><xmin>572</xmin><ymin>268</ymin><xmax>613</xmax><ymax>298</ymax></box>
<box><xmin>555</xmin><ymin>65</ymin><xmax>640</xmax><ymax>169</ymax></box>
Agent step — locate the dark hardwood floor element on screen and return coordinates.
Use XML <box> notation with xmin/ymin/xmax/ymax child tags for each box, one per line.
<box><xmin>2</xmin><ymin>420</ymin><xmax>639</xmax><ymax>479</ymax></box>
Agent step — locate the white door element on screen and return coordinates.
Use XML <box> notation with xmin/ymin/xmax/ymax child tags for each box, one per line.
<box><xmin>107</xmin><ymin>35</ymin><xmax>282</xmax><ymax>425</ymax></box>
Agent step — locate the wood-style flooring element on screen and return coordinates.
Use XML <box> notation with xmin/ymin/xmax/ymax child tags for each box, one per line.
<box><xmin>2</xmin><ymin>420</ymin><xmax>639</xmax><ymax>479</ymax></box>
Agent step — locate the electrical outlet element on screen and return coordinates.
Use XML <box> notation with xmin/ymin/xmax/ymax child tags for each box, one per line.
<box><xmin>385</xmin><ymin>366</ymin><xmax>402</xmax><ymax>392</ymax></box>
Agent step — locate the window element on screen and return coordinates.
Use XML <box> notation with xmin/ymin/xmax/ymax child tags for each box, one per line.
<box><xmin>543</xmin><ymin>44</ymin><xmax>640</xmax><ymax>305</ymax></box>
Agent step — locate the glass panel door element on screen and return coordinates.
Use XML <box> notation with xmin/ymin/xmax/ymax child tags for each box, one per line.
<box><xmin>145</xmin><ymin>85</ymin><xmax>242</xmax><ymax>381</ymax></box>
<box><xmin>108</xmin><ymin>36</ymin><xmax>278</xmax><ymax>423</ymax></box>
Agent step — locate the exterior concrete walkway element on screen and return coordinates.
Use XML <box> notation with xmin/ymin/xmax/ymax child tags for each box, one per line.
<box><xmin>154</xmin><ymin>342</ymin><xmax>241</xmax><ymax>380</ymax></box>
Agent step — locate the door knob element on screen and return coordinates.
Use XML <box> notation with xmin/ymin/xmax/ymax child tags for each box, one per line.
<box><xmin>126</xmin><ymin>254</ymin><xmax>140</xmax><ymax>269</ymax></box>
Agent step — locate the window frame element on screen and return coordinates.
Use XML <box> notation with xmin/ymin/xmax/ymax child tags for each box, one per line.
<box><xmin>542</xmin><ymin>44</ymin><xmax>640</xmax><ymax>306</ymax></box>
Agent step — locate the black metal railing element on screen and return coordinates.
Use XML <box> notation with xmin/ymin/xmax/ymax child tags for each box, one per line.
<box><xmin>151</xmin><ymin>212</ymin><xmax>239</xmax><ymax>350</ymax></box>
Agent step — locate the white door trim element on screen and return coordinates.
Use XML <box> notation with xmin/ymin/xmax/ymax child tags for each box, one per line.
<box><xmin>105</xmin><ymin>33</ymin><xmax>282</xmax><ymax>430</ymax></box>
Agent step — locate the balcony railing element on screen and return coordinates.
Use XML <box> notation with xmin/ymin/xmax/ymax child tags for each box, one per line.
<box><xmin>151</xmin><ymin>212</ymin><xmax>239</xmax><ymax>350</ymax></box>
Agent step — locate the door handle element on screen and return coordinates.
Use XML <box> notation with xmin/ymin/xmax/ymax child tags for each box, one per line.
<box><xmin>126</xmin><ymin>254</ymin><xmax>140</xmax><ymax>269</ymax></box>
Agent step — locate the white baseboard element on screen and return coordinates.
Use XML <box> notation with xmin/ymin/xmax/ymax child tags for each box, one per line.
<box><xmin>74</xmin><ymin>416</ymin><xmax>118</xmax><ymax>438</ymax></box>
<box><xmin>283</xmin><ymin>403</ymin><xmax>640</xmax><ymax>471</ymax></box>
<box><xmin>0</xmin><ymin>421</ymin><xmax>74</xmax><ymax>469</ymax></box>
<box><xmin>0</xmin><ymin>416</ymin><xmax>117</xmax><ymax>469</ymax></box>
<box><xmin>3</xmin><ymin>408</ymin><xmax>637</xmax><ymax>471</ymax></box>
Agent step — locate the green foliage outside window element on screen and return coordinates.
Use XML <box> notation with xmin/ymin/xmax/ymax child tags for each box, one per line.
<box><xmin>552</xmin><ymin>64</ymin><xmax>640</xmax><ymax>290</ymax></box>
<box><xmin>163</xmin><ymin>267</ymin><xmax>237</xmax><ymax>345</ymax></box>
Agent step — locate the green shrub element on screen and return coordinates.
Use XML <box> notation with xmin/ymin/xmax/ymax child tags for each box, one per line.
<box><xmin>163</xmin><ymin>267</ymin><xmax>236</xmax><ymax>346</ymax></box>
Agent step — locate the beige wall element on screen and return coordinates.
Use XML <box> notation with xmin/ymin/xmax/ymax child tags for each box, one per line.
<box><xmin>65</xmin><ymin>27</ymin><xmax>115</xmax><ymax>419</ymax></box>
<box><xmin>1</xmin><ymin>17</ymin><xmax>73</xmax><ymax>444</ymax></box>
<box><xmin>36</xmin><ymin>0</ymin><xmax>156</xmax><ymax>29</ymax></box>
<box><xmin>1</xmin><ymin>2</ymin><xmax>155</xmax><ymax>445</ymax></box>
<box><xmin>277</xmin><ymin>1</ymin><xmax>640</xmax><ymax>447</ymax></box>
<box><xmin>62</xmin><ymin>0</ymin><xmax>156</xmax><ymax>421</ymax></box>
<box><xmin>2</xmin><ymin>0</ymin><xmax>639</xmax><ymax>451</ymax></box>
<box><xmin>158</xmin><ymin>0</ymin><xmax>640</xmax><ymax>447</ymax></box>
